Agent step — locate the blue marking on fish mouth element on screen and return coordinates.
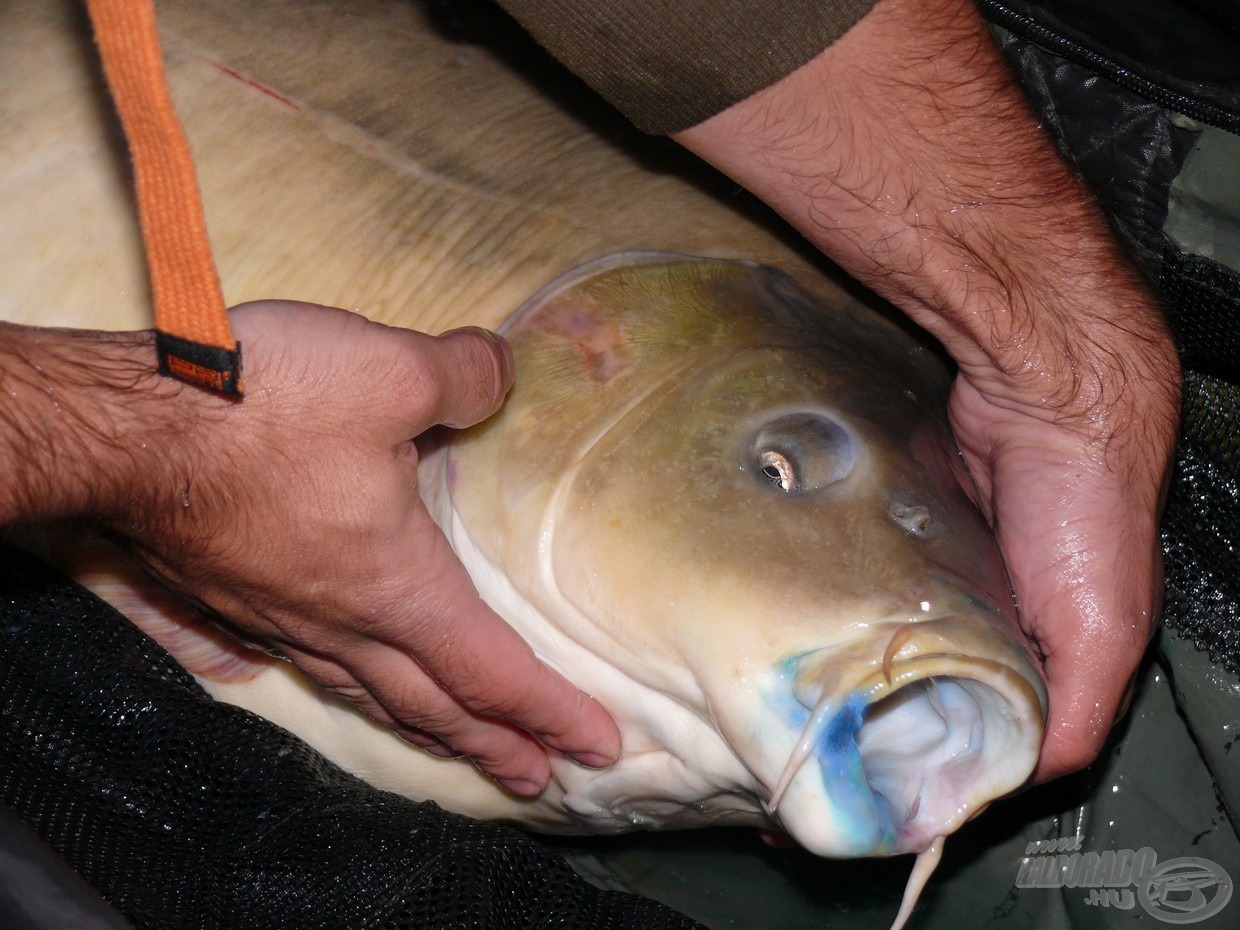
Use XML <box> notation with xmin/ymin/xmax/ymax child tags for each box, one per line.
<box><xmin>770</xmin><ymin>660</ymin><xmax>898</xmax><ymax>853</ymax></box>
<box><xmin>816</xmin><ymin>695</ymin><xmax>897</xmax><ymax>852</ymax></box>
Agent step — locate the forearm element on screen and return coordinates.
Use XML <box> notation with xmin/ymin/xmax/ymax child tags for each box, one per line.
<box><xmin>0</xmin><ymin>323</ymin><xmax>193</xmax><ymax>528</ymax></box>
<box><xmin>674</xmin><ymin>0</ymin><xmax>1178</xmax><ymax>416</ymax></box>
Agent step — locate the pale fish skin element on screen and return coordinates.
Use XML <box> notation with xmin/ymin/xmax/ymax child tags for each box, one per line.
<box><xmin>2</xmin><ymin>0</ymin><xmax>1047</xmax><ymax>922</ymax></box>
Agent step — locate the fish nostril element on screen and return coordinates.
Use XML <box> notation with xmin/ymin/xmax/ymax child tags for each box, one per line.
<box><xmin>891</xmin><ymin>504</ymin><xmax>932</xmax><ymax>536</ymax></box>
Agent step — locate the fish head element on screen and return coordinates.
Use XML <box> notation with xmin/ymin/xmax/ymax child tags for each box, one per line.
<box><xmin>433</xmin><ymin>253</ymin><xmax>1047</xmax><ymax>857</ymax></box>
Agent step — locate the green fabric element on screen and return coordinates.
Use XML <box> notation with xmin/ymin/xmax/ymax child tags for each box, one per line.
<box><xmin>1165</xmin><ymin>126</ymin><xmax>1240</xmax><ymax>275</ymax></box>
<box><xmin>495</xmin><ymin>0</ymin><xmax>877</xmax><ymax>133</ymax></box>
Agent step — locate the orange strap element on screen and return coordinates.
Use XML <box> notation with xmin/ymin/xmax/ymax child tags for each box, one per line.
<box><xmin>84</xmin><ymin>0</ymin><xmax>243</xmax><ymax>396</ymax></box>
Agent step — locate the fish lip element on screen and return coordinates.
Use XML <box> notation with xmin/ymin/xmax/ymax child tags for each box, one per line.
<box><xmin>874</xmin><ymin>660</ymin><xmax>1044</xmax><ymax>851</ymax></box>
<box><xmin>767</xmin><ymin>646</ymin><xmax>1046</xmax><ymax>858</ymax></box>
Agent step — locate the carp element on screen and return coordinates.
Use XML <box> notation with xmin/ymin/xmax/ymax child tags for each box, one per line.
<box><xmin>0</xmin><ymin>0</ymin><xmax>1047</xmax><ymax>925</ymax></box>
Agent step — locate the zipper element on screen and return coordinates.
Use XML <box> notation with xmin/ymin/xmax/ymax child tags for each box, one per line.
<box><xmin>978</xmin><ymin>0</ymin><xmax>1240</xmax><ymax>135</ymax></box>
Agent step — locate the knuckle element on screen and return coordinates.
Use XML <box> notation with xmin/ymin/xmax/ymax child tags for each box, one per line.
<box><xmin>464</xmin><ymin>734</ymin><xmax>542</xmax><ymax>779</ymax></box>
<box><xmin>396</xmin><ymin>707</ymin><xmax>459</xmax><ymax>736</ymax></box>
<box><xmin>403</xmin><ymin>365</ymin><xmax>447</xmax><ymax>426</ymax></box>
<box><xmin>456</xmin><ymin>675</ymin><xmax>527</xmax><ymax>719</ymax></box>
<box><xmin>373</xmin><ymin>677</ymin><xmax>462</xmax><ymax>737</ymax></box>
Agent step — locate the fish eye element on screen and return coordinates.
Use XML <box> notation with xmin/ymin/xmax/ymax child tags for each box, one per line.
<box><xmin>749</xmin><ymin>413</ymin><xmax>855</xmax><ymax>494</ymax></box>
<box><xmin>759</xmin><ymin>450</ymin><xmax>796</xmax><ymax>490</ymax></box>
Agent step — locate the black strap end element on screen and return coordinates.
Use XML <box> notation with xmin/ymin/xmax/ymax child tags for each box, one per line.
<box><xmin>155</xmin><ymin>331</ymin><xmax>243</xmax><ymax>397</ymax></box>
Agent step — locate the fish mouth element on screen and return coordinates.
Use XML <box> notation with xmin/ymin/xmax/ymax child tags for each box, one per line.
<box><xmin>767</xmin><ymin>633</ymin><xmax>1046</xmax><ymax>857</ymax></box>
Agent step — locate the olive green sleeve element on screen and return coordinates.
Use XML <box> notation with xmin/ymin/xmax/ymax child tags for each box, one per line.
<box><xmin>495</xmin><ymin>0</ymin><xmax>878</xmax><ymax>134</ymax></box>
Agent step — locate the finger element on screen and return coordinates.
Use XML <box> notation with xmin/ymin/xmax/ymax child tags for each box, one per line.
<box><xmin>406</xmin><ymin>327</ymin><xmax>515</xmax><ymax>430</ymax></box>
<box><xmin>286</xmin><ymin>644</ymin><xmax>553</xmax><ymax>785</ymax></box>
<box><xmin>379</xmin><ymin>518</ymin><xmax>622</xmax><ymax>769</ymax></box>
<box><xmin>1034</xmin><ymin>648</ymin><xmax>1142</xmax><ymax>783</ymax></box>
<box><xmin>341</xmin><ymin>642</ymin><xmax>554</xmax><ymax>795</ymax></box>
<box><xmin>1008</xmin><ymin>511</ymin><xmax>1161</xmax><ymax>782</ymax></box>
<box><xmin>1025</xmin><ymin>574</ymin><xmax>1155</xmax><ymax>782</ymax></box>
<box><xmin>227</xmin><ymin>302</ymin><xmax>513</xmax><ymax>431</ymax></box>
<box><xmin>283</xmin><ymin>644</ymin><xmax>455</xmax><ymax>752</ymax></box>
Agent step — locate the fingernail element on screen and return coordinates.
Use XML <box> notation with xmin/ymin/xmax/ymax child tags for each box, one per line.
<box><xmin>497</xmin><ymin>777</ymin><xmax>543</xmax><ymax>798</ymax></box>
<box><xmin>569</xmin><ymin>751</ymin><xmax>616</xmax><ymax>769</ymax></box>
<box><xmin>494</xmin><ymin>332</ymin><xmax>514</xmax><ymax>389</ymax></box>
<box><xmin>444</xmin><ymin>326</ymin><xmax>513</xmax><ymax>389</ymax></box>
<box><xmin>423</xmin><ymin>743</ymin><xmax>463</xmax><ymax>759</ymax></box>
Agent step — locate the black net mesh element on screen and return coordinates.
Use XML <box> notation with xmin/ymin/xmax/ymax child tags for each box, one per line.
<box><xmin>1159</xmin><ymin>248</ymin><xmax>1240</xmax><ymax>382</ymax></box>
<box><xmin>0</xmin><ymin>546</ymin><xmax>703</xmax><ymax>930</ymax></box>
<box><xmin>1162</xmin><ymin>377</ymin><xmax>1240</xmax><ymax>673</ymax></box>
<box><xmin>1158</xmin><ymin>251</ymin><xmax>1240</xmax><ymax>673</ymax></box>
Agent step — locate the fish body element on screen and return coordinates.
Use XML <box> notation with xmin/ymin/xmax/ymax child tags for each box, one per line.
<box><xmin>1</xmin><ymin>0</ymin><xmax>1045</xmax><ymax>871</ymax></box>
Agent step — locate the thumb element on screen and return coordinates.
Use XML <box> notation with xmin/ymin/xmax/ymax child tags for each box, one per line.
<box><xmin>414</xmin><ymin>327</ymin><xmax>515</xmax><ymax>429</ymax></box>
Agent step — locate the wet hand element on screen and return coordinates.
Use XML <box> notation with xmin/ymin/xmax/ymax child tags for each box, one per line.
<box><xmin>946</xmin><ymin>347</ymin><xmax>1177</xmax><ymax>780</ymax></box>
<box><xmin>111</xmin><ymin>301</ymin><xmax>620</xmax><ymax>795</ymax></box>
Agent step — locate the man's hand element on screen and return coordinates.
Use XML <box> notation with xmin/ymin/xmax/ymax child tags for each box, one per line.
<box><xmin>947</xmin><ymin>370</ymin><xmax>1173</xmax><ymax>780</ymax></box>
<box><xmin>674</xmin><ymin>0</ymin><xmax>1180</xmax><ymax>779</ymax></box>
<box><xmin>1</xmin><ymin>303</ymin><xmax>620</xmax><ymax>795</ymax></box>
